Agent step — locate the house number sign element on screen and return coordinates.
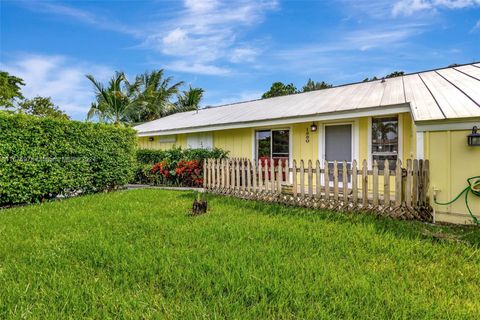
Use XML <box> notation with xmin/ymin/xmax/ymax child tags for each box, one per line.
<box><xmin>305</xmin><ymin>128</ymin><xmax>310</xmax><ymax>143</ymax></box>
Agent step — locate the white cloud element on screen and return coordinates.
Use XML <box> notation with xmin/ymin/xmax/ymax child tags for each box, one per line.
<box><xmin>141</xmin><ymin>0</ymin><xmax>278</xmax><ymax>71</ymax></box>
<box><xmin>1</xmin><ymin>54</ymin><xmax>112</xmax><ymax>119</ymax></box>
<box><xmin>165</xmin><ymin>61</ymin><xmax>231</xmax><ymax>75</ymax></box>
<box><xmin>472</xmin><ymin>19</ymin><xmax>480</xmax><ymax>31</ymax></box>
<box><xmin>392</xmin><ymin>0</ymin><xmax>480</xmax><ymax>16</ymax></box>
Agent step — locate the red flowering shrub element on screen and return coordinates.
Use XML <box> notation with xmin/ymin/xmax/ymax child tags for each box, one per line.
<box><xmin>150</xmin><ymin>159</ymin><xmax>203</xmax><ymax>187</ymax></box>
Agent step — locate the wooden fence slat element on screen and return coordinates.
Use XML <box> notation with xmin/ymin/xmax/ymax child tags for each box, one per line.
<box><xmin>423</xmin><ymin>160</ymin><xmax>430</xmax><ymax>206</ymax></box>
<box><xmin>258</xmin><ymin>160</ymin><xmax>263</xmax><ymax>191</ymax></box>
<box><xmin>342</xmin><ymin>160</ymin><xmax>348</xmax><ymax>203</ymax></box>
<box><xmin>405</xmin><ymin>159</ymin><xmax>412</xmax><ymax>207</ymax></box>
<box><xmin>221</xmin><ymin>159</ymin><xmax>225</xmax><ymax>189</ymax></box>
<box><xmin>284</xmin><ymin>160</ymin><xmax>289</xmax><ymax>185</ymax></box>
<box><xmin>315</xmin><ymin>160</ymin><xmax>321</xmax><ymax>198</ymax></box>
<box><xmin>308</xmin><ymin>160</ymin><xmax>313</xmax><ymax>196</ymax></box>
<box><xmin>352</xmin><ymin>160</ymin><xmax>358</xmax><ymax>203</ymax></box>
<box><xmin>373</xmin><ymin>160</ymin><xmax>379</xmax><ymax>206</ymax></box>
<box><xmin>362</xmin><ymin>160</ymin><xmax>368</xmax><ymax>206</ymax></box>
<box><xmin>277</xmin><ymin>159</ymin><xmax>283</xmax><ymax>193</ymax></box>
<box><xmin>246</xmin><ymin>160</ymin><xmax>251</xmax><ymax>191</ymax></box>
<box><xmin>252</xmin><ymin>160</ymin><xmax>257</xmax><ymax>191</ymax></box>
<box><xmin>384</xmin><ymin>159</ymin><xmax>390</xmax><ymax>205</ymax></box>
<box><xmin>293</xmin><ymin>160</ymin><xmax>298</xmax><ymax>197</ymax></box>
<box><xmin>300</xmin><ymin>160</ymin><xmax>305</xmax><ymax>196</ymax></box>
<box><xmin>241</xmin><ymin>159</ymin><xmax>246</xmax><ymax>191</ymax></box>
<box><xmin>324</xmin><ymin>160</ymin><xmax>330</xmax><ymax>200</ymax></box>
<box><xmin>270</xmin><ymin>159</ymin><xmax>275</xmax><ymax>193</ymax></box>
<box><xmin>418</xmin><ymin>160</ymin><xmax>424</xmax><ymax>205</ymax></box>
<box><xmin>235</xmin><ymin>159</ymin><xmax>240</xmax><ymax>190</ymax></box>
<box><xmin>412</xmin><ymin>159</ymin><xmax>418</xmax><ymax>206</ymax></box>
<box><xmin>395</xmin><ymin>159</ymin><xmax>402</xmax><ymax>206</ymax></box>
<box><xmin>333</xmin><ymin>161</ymin><xmax>339</xmax><ymax>201</ymax></box>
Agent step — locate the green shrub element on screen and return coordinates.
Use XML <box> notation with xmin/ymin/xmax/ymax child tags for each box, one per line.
<box><xmin>136</xmin><ymin>147</ymin><xmax>228</xmax><ymax>165</ymax></box>
<box><xmin>0</xmin><ymin>113</ymin><xmax>137</xmax><ymax>205</ymax></box>
<box><xmin>134</xmin><ymin>147</ymin><xmax>228</xmax><ymax>186</ymax></box>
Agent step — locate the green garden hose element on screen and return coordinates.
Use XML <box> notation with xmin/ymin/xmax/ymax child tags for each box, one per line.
<box><xmin>434</xmin><ymin>176</ymin><xmax>480</xmax><ymax>225</ymax></box>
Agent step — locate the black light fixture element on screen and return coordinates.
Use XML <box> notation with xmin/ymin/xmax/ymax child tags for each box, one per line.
<box><xmin>148</xmin><ymin>137</ymin><xmax>154</xmax><ymax>142</ymax></box>
<box><xmin>310</xmin><ymin>122</ymin><xmax>318</xmax><ymax>132</ymax></box>
<box><xmin>468</xmin><ymin>126</ymin><xmax>480</xmax><ymax>146</ymax></box>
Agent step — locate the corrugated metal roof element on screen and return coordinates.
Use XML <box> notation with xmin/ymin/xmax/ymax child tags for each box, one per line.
<box><xmin>135</xmin><ymin>62</ymin><xmax>480</xmax><ymax>135</ymax></box>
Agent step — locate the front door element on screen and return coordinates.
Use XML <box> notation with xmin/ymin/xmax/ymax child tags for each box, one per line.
<box><xmin>325</xmin><ymin>124</ymin><xmax>352</xmax><ymax>181</ymax></box>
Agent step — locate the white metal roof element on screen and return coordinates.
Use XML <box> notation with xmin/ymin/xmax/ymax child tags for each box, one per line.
<box><xmin>135</xmin><ymin>63</ymin><xmax>480</xmax><ymax>136</ymax></box>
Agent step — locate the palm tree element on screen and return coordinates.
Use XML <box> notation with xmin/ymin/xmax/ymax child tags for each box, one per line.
<box><xmin>175</xmin><ymin>86</ymin><xmax>204</xmax><ymax>113</ymax></box>
<box><xmin>134</xmin><ymin>70</ymin><xmax>184</xmax><ymax>122</ymax></box>
<box><xmin>86</xmin><ymin>72</ymin><xmax>139</xmax><ymax>126</ymax></box>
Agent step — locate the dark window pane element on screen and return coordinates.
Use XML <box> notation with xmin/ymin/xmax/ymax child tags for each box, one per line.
<box><xmin>272</xmin><ymin>130</ymin><xmax>289</xmax><ymax>157</ymax></box>
<box><xmin>256</xmin><ymin>130</ymin><xmax>271</xmax><ymax>159</ymax></box>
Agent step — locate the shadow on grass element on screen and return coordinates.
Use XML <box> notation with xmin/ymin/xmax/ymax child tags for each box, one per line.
<box><xmin>204</xmin><ymin>193</ymin><xmax>480</xmax><ymax>247</ymax></box>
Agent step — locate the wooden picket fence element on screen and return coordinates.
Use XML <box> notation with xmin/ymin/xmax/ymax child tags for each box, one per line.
<box><xmin>204</xmin><ymin>158</ymin><xmax>432</xmax><ymax>221</ymax></box>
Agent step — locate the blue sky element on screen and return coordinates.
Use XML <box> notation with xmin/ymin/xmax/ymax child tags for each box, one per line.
<box><xmin>1</xmin><ymin>0</ymin><xmax>479</xmax><ymax>119</ymax></box>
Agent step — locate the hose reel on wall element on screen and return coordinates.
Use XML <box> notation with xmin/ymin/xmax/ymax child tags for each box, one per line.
<box><xmin>435</xmin><ymin>176</ymin><xmax>480</xmax><ymax>225</ymax></box>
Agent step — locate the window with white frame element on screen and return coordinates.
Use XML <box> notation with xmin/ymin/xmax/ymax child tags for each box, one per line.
<box><xmin>255</xmin><ymin>129</ymin><xmax>290</xmax><ymax>163</ymax></box>
<box><xmin>372</xmin><ymin>116</ymin><xmax>399</xmax><ymax>170</ymax></box>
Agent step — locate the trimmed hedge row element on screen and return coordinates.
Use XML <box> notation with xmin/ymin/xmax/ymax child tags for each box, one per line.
<box><xmin>0</xmin><ymin>113</ymin><xmax>137</xmax><ymax>205</ymax></box>
<box><xmin>136</xmin><ymin>147</ymin><xmax>228</xmax><ymax>165</ymax></box>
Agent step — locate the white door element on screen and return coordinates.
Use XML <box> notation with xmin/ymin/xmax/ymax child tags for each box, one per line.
<box><xmin>325</xmin><ymin>124</ymin><xmax>352</xmax><ymax>182</ymax></box>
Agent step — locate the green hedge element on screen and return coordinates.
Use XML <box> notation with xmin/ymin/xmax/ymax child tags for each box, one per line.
<box><xmin>136</xmin><ymin>147</ymin><xmax>228</xmax><ymax>165</ymax></box>
<box><xmin>0</xmin><ymin>113</ymin><xmax>137</xmax><ymax>205</ymax></box>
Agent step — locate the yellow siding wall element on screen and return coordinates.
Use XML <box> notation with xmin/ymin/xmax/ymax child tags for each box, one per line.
<box><xmin>213</xmin><ymin>128</ymin><xmax>252</xmax><ymax>158</ymax></box>
<box><xmin>425</xmin><ymin>130</ymin><xmax>480</xmax><ymax>224</ymax></box>
<box><xmin>138</xmin><ymin>134</ymin><xmax>186</xmax><ymax>149</ymax></box>
<box><xmin>292</xmin><ymin>123</ymin><xmax>318</xmax><ymax>163</ymax></box>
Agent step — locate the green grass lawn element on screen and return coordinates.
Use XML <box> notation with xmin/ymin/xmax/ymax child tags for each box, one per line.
<box><xmin>1</xmin><ymin>189</ymin><xmax>479</xmax><ymax>319</ymax></box>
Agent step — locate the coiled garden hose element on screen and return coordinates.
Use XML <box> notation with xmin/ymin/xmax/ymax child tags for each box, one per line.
<box><xmin>434</xmin><ymin>176</ymin><xmax>480</xmax><ymax>225</ymax></box>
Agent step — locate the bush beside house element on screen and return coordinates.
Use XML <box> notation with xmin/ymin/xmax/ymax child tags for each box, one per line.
<box><xmin>134</xmin><ymin>147</ymin><xmax>228</xmax><ymax>187</ymax></box>
<box><xmin>0</xmin><ymin>113</ymin><xmax>137</xmax><ymax>206</ymax></box>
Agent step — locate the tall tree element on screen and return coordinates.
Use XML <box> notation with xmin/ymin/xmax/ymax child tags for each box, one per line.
<box><xmin>175</xmin><ymin>86</ymin><xmax>204</xmax><ymax>113</ymax></box>
<box><xmin>133</xmin><ymin>70</ymin><xmax>184</xmax><ymax>122</ymax></box>
<box><xmin>17</xmin><ymin>96</ymin><xmax>70</xmax><ymax>120</ymax></box>
<box><xmin>302</xmin><ymin>79</ymin><xmax>332</xmax><ymax>92</ymax></box>
<box><xmin>0</xmin><ymin>71</ymin><xmax>25</xmax><ymax>108</ymax></box>
<box><xmin>86</xmin><ymin>72</ymin><xmax>139</xmax><ymax>126</ymax></box>
<box><xmin>261</xmin><ymin>82</ymin><xmax>298</xmax><ymax>99</ymax></box>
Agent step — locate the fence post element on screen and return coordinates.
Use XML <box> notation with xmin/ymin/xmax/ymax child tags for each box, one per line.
<box><xmin>352</xmin><ymin>160</ymin><xmax>358</xmax><ymax>203</ymax></box>
<box><xmin>315</xmin><ymin>160</ymin><xmax>321</xmax><ymax>198</ymax></box>
<box><xmin>277</xmin><ymin>159</ymin><xmax>283</xmax><ymax>193</ymax></box>
<box><xmin>308</xmin><ymin>160</ymin><xmax>313</xmax><ymax>196</ymax></box>
<box><xmin>258</xmin><ymin>159</ymin><xmax>263</xmax><ymax>191</ymax></box>
<box><xmin>373</xmin><ymin>160</ymin><xmax>379</xmax><ymax>206</ymax></box>
<box><xmin>324</xmin><ymin>160</ymin><xmax>330</xmax><ymax>200</ymax></box>
<box><xmin>405</xmin><ymin>159</ymin><xmax>412</xmax><ymax>207</ymax></box>
<box><xmin>423</xmin><ymin>160</ymin><xmax>430</xmax><ymax>206</ymax></box>
<box><xmin>333</xmin><ymin>161</ymin><xmax>339</xmax><ymax>201</ymax></box>
<box><xmin>362</xmin><ymin>160</ymin><xmax>368</xmax><ymax>206</ymax></box>
<box><xmin>384</xmin><ymin>159</ymin><xmax>390</xmax><ymax>206</ymax></box>
<box><xmin>252</xmin><ymin>160</ymin><xmax>257</xmax><ymax>192</ymax></box>
<box><xmin>342</xmin><ymin>160</ymin><xmax>348</xmax><ymax>203</ymax></box>
<box><xmin>270</xmin><ymin>159</ymin><xmax>275</xmax><ymax>193</ymax></box>
<box><xmin>300</xmin><ymin>160</ymin><xmax>305</xmax><ymax>196</ymax></box>
<box><xmin>246</xmin><ymin>159</ymin><xmax>252</xmax><ymax>191</ymax></box>
<box><xmin>293</xmin><ymin>160</ymin><xmax>298</xmax><ymax>197</ymax></box>
<box><xmin>395</xmin><ymin>159</ymin><xmax>402</xmax><ymax>206</ymax></box>
<box><xmin>235</xmin><ymin>158</ymin><xmax>240</xmax><ymax>190</ymax></box>
<box><xmin>412</xmin><ymin>159</ymin><xmax>418</xmax><ymax>206</ymax></box>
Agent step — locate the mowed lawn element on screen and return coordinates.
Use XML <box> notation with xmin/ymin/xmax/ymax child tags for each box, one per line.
<box><xmin>1</xmin><ymin>190</ymin><xmax>479</xmax><ymax>319</ymax></box>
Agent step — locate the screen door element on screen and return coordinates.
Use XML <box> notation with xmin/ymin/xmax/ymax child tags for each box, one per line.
<box><xmin>325</xmin><ymin>124</ymin><xmax>352</xmax><ymax>182</ymax></box>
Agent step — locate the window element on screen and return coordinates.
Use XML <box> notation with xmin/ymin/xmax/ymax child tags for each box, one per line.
<box><xmin>187</xmin><ymin>133</ymin><xmax>213</xmax><ymax>149</ymax></box>
<box><xmin>255</xmin><ymin>129</ymin><xmax>290</xmax><ymax>163</ymax></box>
<box><xmin>372</xmin><ymin>116</ymin><xmax>398</xmax><ymax>170</ymax></box>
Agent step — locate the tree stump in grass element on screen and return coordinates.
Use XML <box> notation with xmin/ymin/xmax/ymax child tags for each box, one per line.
<box><xmin>191</xmin><ymin>193</ymin><xmax>208</xmax><ymax>216</ymax></box>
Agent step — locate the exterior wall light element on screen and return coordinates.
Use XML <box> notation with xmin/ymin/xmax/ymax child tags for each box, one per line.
<box><xmin>310</xmin><ymin>122</ymin><xmax>318</xmax><ymax>132</ymax></box>
<box><xmin>467</xmin><ymin>126</ymin><xmax>480</xmax><ymax>146</ymax></box>
<box><xmin>148</xmin><ymin>137</ymin><xmax>154</xmax><ymax>142</ymax></box>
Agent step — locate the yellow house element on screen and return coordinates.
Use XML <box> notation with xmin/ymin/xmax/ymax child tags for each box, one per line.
<box><xmin>135</xmin><ymin>63</ymin><xmax>480</xmax><ymax>225</ymax></box>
